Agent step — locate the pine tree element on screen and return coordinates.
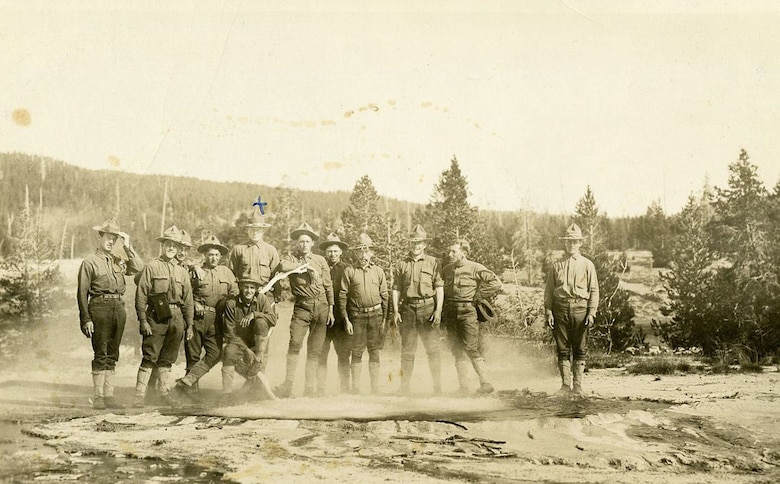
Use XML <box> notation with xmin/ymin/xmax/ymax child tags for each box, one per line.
<box><xmin>341</xmin><ymin>175</ymin><xmax>386</xmax><ymax>249</ymax></box>
<box><xmin>573</xmin><ymin>185</ymin><xmax>604</xmax><ymax>255</ymax></box>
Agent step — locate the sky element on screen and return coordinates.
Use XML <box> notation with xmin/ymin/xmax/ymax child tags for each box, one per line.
<box><xmin>2</xmin><ymin>1</ymin><xmax>780</xmax><ymax>216</ymax></box>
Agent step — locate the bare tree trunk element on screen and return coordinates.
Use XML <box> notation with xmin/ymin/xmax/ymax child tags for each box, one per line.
<box><xmin>160</xmin><ymin>178</ymin><xmax>168</xmax><ymax>236</ymax></box>
<box><xmin>70</xmin><ymin>234</ymin><xmax>75</xmax><ymax>259</ymax></box>
<box><xmin>59</xmin><ymin>220</ymin><xmax>68</xmax><ymax>259</ymax></box>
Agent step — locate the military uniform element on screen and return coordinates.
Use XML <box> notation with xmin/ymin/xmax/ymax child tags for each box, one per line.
<box><xmin>221</xmin><ymin>284</ymin><xmax>277</xmax><ymax>402</ymax></box>
<box><xmin>393</xmin><ymin>225</ymin><xmax>444</xmax><ymax>393</ymax></box>
<box><xmin>317</xmin><ymin>235</ymin><xmax>350</xmax><ymax>394</ymax></box>
<box><xmin>442</xmin><ymin>256</ymin><xmax>501</xmax><ymax>393</ymax></box>
<box><xmin>544</xmin><ymin>223</ymin><xmax>599</xmax><ymax>394</ymax></box>
<box><xmin>133</xmin><ymin>226</ymin><xmax>194</xmax><ymax>406</ymax></box>
<box><xmin>77</xmin><ymin>217</ymin><xmax>142</xmax><ymax>408</ymax></box>
<box><xmin>340</xmin><ymin>234</ymin><xmax>388</xmax><ymax>394</ymax></box>
<box><xmin>276</xmin><ymin>222</ymin><xmax>334</xmax><ymax>397</ymax></box>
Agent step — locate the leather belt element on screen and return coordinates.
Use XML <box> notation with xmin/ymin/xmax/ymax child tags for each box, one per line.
<box><xmin>97</xmin><ymin>294</ymin><xmax>121</xmax><ymax>299</ymax></box>
<box><xmin>203</xmin><ymin>306</ymin><xmax>216</xmax><ymax>313</ymax></box>
<box><xmin>169</xmin><ymin>303</ymin><xmax>181</xmax><ymax>309</ymax></box>
<box><xmin>349</xmin><ymin>304</ymin><xmax>382</xmax><ymax>313</ymax></box>
<box><xmin>446</xmin><ymin>300</ymin><xmax>474</xmax><ymax>305</ymax></box>
<box><xmin>404</xmin><ymin>296</ymin><xmax>433</xmax><ymax>303</ymax></box>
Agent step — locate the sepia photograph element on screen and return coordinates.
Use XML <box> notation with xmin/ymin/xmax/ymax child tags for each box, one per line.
<box><xmin>1</xmin><ymin>1</ymin><xmax>780</xmax><ymax>482</ymax></box>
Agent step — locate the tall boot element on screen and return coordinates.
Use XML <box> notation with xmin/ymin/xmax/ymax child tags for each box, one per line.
<box><xmin>220</xmin><ymin>365</ymin><xmax>237</xmax><ymax>406</ymax></box>
<box><xmin>133</xmin><ymin>367</ymin><xmax>152</xmax><ymax>408</ymax></box>
<box><xmin>557</xmin><ymin>359</ymin><xmax>572</xmax><ymax>394</ymax></box>
<box><xmin>103</xmin><ymin>369</ymin><xmax>123</xmax><ymax>409</ymax></box>
<box><xmin>455</xmin><ymin>360</ymin><xmax>470</xmax><ymax>395</ymax></box>
<box><xmin>351</xmin><ymin>363</ymin><xmax>363</xmax><ymax>394</ymax></box>
<box><xmin>472</xmin><ymin>358</ymin><xmax>494</xmax><ymax>394</ymax></box>
<box><xmin>258</xmin><ymin>335</ymin><xmax>271</xmax><ymax>374</ymax></box>
<box><xmin>157</xmin><ymin>367</ymin><xmax>176</xmax><ymax>406</ymax></box>
<box><xmin>369</xmin><ymin>362</ymin><xmax>381</xmax><ymax>395</ymax></box>
<box><xmin>304</xmin><ymin>357</ymin><xmax>318</xmax><ymax>397</ymax></box>
<box><xmin>337</xmin><ymin>361</ymin><xmax>351</xmax><ymax>394</ymax></box>
<box><xmin>398</xmin><ymin>360</ymin><xmax>414</xmax><ymax>394</ymax></box>
<box><xmin>92</xmin><ymin>370</ymin><xmax>106</xmax><ymax>409</ymax></box>
<box><xmin>274</xmin><ymin>354</ymin><xmax>298</xmax><ymax>398</ymax></box>
<box><xmin>316</xmin><ymin>361</ymin><xmax>328</xmax><ymax>396</ymax></box>
<box><xmin>429</xmin><ymin>356</ymin><xmax>442</xmax><ymax>394</ymax></box>
<box><xmin>572</xmin><ymin>360</ymin><xmax>586</xmax><ymax>395</ymax></box>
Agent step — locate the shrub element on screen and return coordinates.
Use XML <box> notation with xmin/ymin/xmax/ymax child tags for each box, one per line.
<box><xmin>627</xmin><ymin>356</ymin><xmax>695</xmax><ymax>375</ymax></box>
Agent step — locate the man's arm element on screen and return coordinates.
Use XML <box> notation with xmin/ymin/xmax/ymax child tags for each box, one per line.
<box><xmin>76</xmin><ymin>260</ymin><xmax>93</xmax><ymax>326</ymax></box>
<box><xmin>339</xmin><ymin>268</ymin><xmax>351</xmax><ymax>322</ymax></box>
<box><xmin>278</xmin><ymin>253</ymin><xmax>304</xmax><ymax>272</ymax></box>
<box><xmin>181</xmin><ymin>269</ymin><xmax>195</xmax><ymax>329</ymax></box>
<box><xmin>124</xmin><ymin>245</ymin><xmax>143</xmax><ymax>275</ymax></box>
<box><xmin>476</xmin><ymin>266</ymin><xmax>502</xmax><ymax>301</ymax></box>
<box><xmin>378</xmin><ymin>268</ymin><xmax>389</xmax><ymax>316</ymax></box>
<box><xmin>586</xmin><ymin>260</ymin><xmax>599</xmax><ymax>317</ymax></box>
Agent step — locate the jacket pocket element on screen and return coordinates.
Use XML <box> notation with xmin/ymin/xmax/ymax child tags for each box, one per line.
<box><xmin>151</xmin><ymin>276</ymin><xmax>169</xmax><ymax>294</ymax></box>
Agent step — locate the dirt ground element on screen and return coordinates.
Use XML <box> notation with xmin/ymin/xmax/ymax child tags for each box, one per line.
<box><xmin>1</xmin><ymin>297</ymin><xmax>779</xmax><ymax>484</ymax></box>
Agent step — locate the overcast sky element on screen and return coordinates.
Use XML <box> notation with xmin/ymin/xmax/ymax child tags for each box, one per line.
<box><xmin>3</xmin><ymin>1</ymin><xmax>780</xmax><ymax>216</ymax></box>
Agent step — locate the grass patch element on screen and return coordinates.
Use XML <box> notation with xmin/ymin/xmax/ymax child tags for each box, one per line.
<box><xmin>710</xmin><ymin>363</ymin><xmax>733</xmax><ymax>374</ymax></box>
<box><xmin>627</xmin><ymin>356</ymin><xmax>694</xmax><ymax>375</ymax></box>
<box><xmin>739</xmin><ymin>362</ymin><xmax>763</xmax><ymax>373</ymax></box>
<box><xmin>587</xmin><ymin>353</ymin><xmax>632</xmax><ymax>369</ymax></box>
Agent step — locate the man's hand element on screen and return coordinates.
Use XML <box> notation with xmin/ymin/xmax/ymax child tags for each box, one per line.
<box><xmin>428</xmin><ymin>311</ymin><xmax>441</xmax><ymax>327</ymax></box>
<box><xmin>194</xmin><ymin>301</ymin><xmax>205</xmax><ymax>318</ymax></box>
<box><xmin>140</xmin><ymin>321</ymin><xmax>152</xmax><ymax>336</ymax></box>
<box><xmin>185</xmin><ymin>326</ymin><xmax>193</xmax><ymax>341</ymax></box>
<box><xmin>118</xmin><ymin>231</ymin><xmax>131</xmax><ymax>249</ymax></box>
<box><xmin>392</xmin><ymin>311</ymin><xmax>402</xmax><ymax>327</ymax></box>
<box><xmin>327</xmin><ymin>307</ymin><xmax>335</xmax><ymax>327</ymax></box>
<box><xmin>345</xmin><ymin>319</ymin><xmax>354</xmax><ymax>335</ymax></box>
<box><xmin>243</xmin><ymin>348</ymin><xmax>257</xmax><ymax>365</ymax></box>
<box><xmin>585</xmin><ymin>314</ymin><xmax>595</xmax><ymax>327</ymax></box>
<box><xmin>80</xmin><ymin>321</ymin><xmax>94</xmax><ymax>338</ymax></box>
<box><xmin>291</xmin><ymin>263</ymin><xmax>310</xmax><ymax>274</ymax></box>
<box><xmin>240</xmin><ymin>312</ymin><xmax>254</xmax><ymax>328</ymax></box>
<box><xmin>546</xmin><ymin>310</ymin><xmax>555</xmax><ymax>330</ymax></box>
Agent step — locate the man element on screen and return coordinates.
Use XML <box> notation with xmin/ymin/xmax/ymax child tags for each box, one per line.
<box><xmin>275</xmin><ymin>222</ymin><xmax>335</xmax><ymax>398</ymax></box>
<box><xmin>76</xmin><ymin>217</ymin><xmax>142</xmax><ymax>409</ymax></box>
<box><xmin>174</xmin><ymin>234</ymin><xmax>238</xmax><ymax>400</ymax></box>
<box><xmin>340</xmin><ymin>233</ymin><xmax>388</xmax><ymax>394</ymax></box>
<box><xmin>544</xmin><ymin>223</ymin><xmax>599</xmax><ymax>395</ymax></box>
<box><xmin>220</xmin><ymin>273</ymin><xmax>277</xmax><ymax>405</ymax></box>
<box><xmin>133</xmin><ymin>225</ymin><xmax>194</xmax><ymax>407</ymax></box>
<box><xmin>317</xmin><ymin>233</ymin><xmax>351</xmax><ymax>395</ymax></box>
<box><xmin>442</xmin><ymin>238</ymin><xmax>502</xmax><ymax>395</ymax></box>
<box><xmin>392</xmin><ymin>224</ymin><xmax>444</xmax><ymax>394</ymax></box>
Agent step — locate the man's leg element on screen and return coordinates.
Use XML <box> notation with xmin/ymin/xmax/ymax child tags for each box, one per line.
<box><xmin>458</xmin><ymin>304</ymin><xmax>493</xmax><ymax>394</ymax></box>
<box><xmin>276</xmin><ymin>305</ymin><xmax>311</xmax><ymax>397</ymax></box>
<box><xmin>88</xmin><ymin>299</ymin><xmax>112</xmax><ymax>409</ymax></box>
<box><xmin>417</xmin><ymin>306</ymin><xmax>442</xmax><ymax>394</ymax></box>
<box><xmin>332</xmin><ymin>324</ymin><xmax>352</xmax><ymax>393</ymax></box>
<box><xmin>104</xmin><ymin>301</ymin><xmax>126</xmax><ymax>408</ymax></box>
<box><xmin>570</xmin><ymin>305</ymin><xmax>589</xmax><ymax>395</ymax></box>
<box><xmin>398</xmin><ymin>303</ymin><xmax>419</xmax><ymax>394</ymax></box>
<box><xmin>317</xmin><ymin>326</ymin><xmax>335</xmax><ymax>396</ymax></box>
<box><xmin>350</xmin><ymin>312</ymin><xmax>368</xmax><ymax>394</ymax></box>
<box><xmin>366</xmin><ymin>312</ymin><xmax>383</xmax><ymax>395</ymax></box>
<box><xmin>304</xmin><ymin>301</ymin><xmax>329</xmax><ymax>396</ymax></box>
<box><xmin>134</xmin><ymin>321</ymin><xmax>165</xmax><ymax>407</ymax></box>
<box><xmin>552</xmin><ymin>305</ymin><xmax>573</xmax><ymax>393</ymax></box>
<box><xmin>444</xmin><ymin>306</ymin><xmax>470</xmax><ymax>394</ymax></box>
<box><xmin>184</xmin><ymin>316</ymin><xmax>205</xmax><ymax>374</ymax></box>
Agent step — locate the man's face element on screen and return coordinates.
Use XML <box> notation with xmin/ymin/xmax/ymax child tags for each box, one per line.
<box><xmin>176</xmin><ymin>245</ymin><xmax>189</xmax><ymax>263</ymax></box>
<box><xmin>98</xmin><ymin>232</ymin><xmax>118</xmax><ymax>253</ymax></box>
<box><xmin>447</xmin><ymin>243</ymin><xmax>465</xmax><ymax>263</ymax></box>
<box><xmin>564</xmin><ymin>239</ymin><xmax>582</xmax><ymax>256</ymax></box>
<box><xmin>240</xmin><ymin>282</ymin><xmax>259</xmax><ymax>300</ymax></box>
<box><xmin>297</xmin><ymin>234</ymin><xmax>313</xmax><ymax>255</ymax></box>
<box><xmin>161</xmin><ymin>241</ymin><xmax>179</xmax><ymax>261</ymax></box>
<box><xmin>325</xmin><ymin>245</ymin><xmax>342</xmax><ymax>264</ymax></box>
<box><xmin>358</xmin><ymin>248</ymin><xmax>373</xmax><ymax>265</ymax></box>
<box><xmin>247</xmin><ymin>227</ymin><xmax>264</xmax><ymax>243</ymax></box>
<box><xmin>204</xmin><ymin>249</ymin><xmax>221</xmax><ymax>268</ymax></box>
<box><xmin>410</xmin><ymin>241</ymin><xmax>426</xmax><ymax>257</ymax></box>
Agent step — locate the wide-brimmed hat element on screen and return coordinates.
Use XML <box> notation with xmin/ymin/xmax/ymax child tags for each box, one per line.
<box><xmin>291</xmin><ymin>222</ymin><xmax>319</xmax><ymax>241</ymax></box>
<box><xmin>352</xmin><ymin>233</ymin><xmax>375</xmax><ymax>250</ymax></box>
<box><xmin>157</xmin><ymin>225</ymin><xmax>182</xmax><ymax>243</ymax></box>
<box><xmin>406</xmin><ymin>224</ymin><xmax>430</xmax><ymax>242</ymax></box>
<box><xmin>92</xmin><ymin>217</ymin><xmax>122</xmax><ymax>236</ymax></box>
<box><xmin>198</xmin><ymin>234</ymin><xmax>228</xmax><ymax>255</ymax></box>
<box><xmin>244</xmin><ymin>209</ymin><xmax>272</xmax><ymax>228</ymax></box>
<box><xmin>559</xmin><ymin>223</ymin><xmax>585</xmax><ymax>240</ymax></box>
<box><xmin>319</xmin><ymin>232</ymin><xmax>348</xmax><ymax>251</ymax></box>
<box><xmin>178</xmin><ymin>229</ymin><xmax>194</xmax><ymax>248</ymax></box>
<box><xmin>475</xmin><ymin>300</ymin><xmax>497</xmax><ymax>324</ymax></box>
<box><xmin>238</xmin><ymin>273</ymin><xmax>263</xmax><ymax>286</ymax></box>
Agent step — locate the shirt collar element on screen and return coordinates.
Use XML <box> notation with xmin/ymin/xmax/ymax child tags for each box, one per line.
<box><xmin>408</xmin><ymin>253</ymin><xmax>426</xmax><ymax>262</ymax></box>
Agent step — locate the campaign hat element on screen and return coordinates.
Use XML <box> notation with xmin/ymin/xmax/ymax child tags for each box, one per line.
<box><xmin>198</xmin><ymin>234</ymin><xmax>228</xmax><ymax>255</ymax></box>
<box><xmin>406</xmin><ymin>224</ymin><xmax>430</xmax><ymax>242</ymax></box>
<box><xmin>291</xmin><ymin>222</ymin><xmax>319</xmax><ymax>241</ymax></box>
<box><xmin>92</xmin><ymin>217</ymin><xmax>122</xmax><ymax>236</ymax></box>
<box><xmin>319</xmin><ymin>232</ymin><xmax>348</xmax><ymax>251</ymax></box>
<box><xmin>559</xmin><ymin>223</ymin><xmax>585</xmax><ymax>240</ymax></box>
<box><xmin>244</xmin><ymin>209</ymin><xmax>272</xmax><ymax>228</ymax></box>
<box><xmin>156</xmin><ymin>225</ymin><xmax>182</xmax><ymax>243</ymax></box>
<box><xmin>352</xmin><ymin>233</ymin><xmax>375</xmax><ymax>250</ymax></box>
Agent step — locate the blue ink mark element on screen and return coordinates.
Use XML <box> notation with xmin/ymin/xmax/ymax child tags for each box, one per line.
<box><xmin>253</xmin><ymin>196</ymin><xmax>268</xmax><ymax>215</ymax></box>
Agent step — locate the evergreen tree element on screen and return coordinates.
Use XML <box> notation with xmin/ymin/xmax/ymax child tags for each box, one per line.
<box><xmin>341</xmin><ymin>175</ymin><xmax>386</xmax><ymax>248</ymax></box>
<box><xmin>573</xmin><ymin>187</ymin><xmax>635</xmax><ymax>352</ymax></box>
<box><xmin>638</xmin><ymin>200</ymin><xmax>672</xmax><ymax>267</ymax></box>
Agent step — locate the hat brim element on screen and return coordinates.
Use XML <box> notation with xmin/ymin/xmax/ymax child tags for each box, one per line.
<box><xmin>238</xmin><ymin>278</ymin><xmax>262</xmax><ymax>286</ymax></box>
<box><xmin>406</xmin><ymin>237</ymin><xmax>430</xmax><ymax>242</ymax></box>
<box><xmin>93</xmin><ymin>226</ymin><xmax>121</xmax><ymax>236</ymax></box>
<box><xmin>198</xmin><ymin>243</ymin><xmax>228</xmax><ymax>255</ymax></box>
<box><xmin>156</xmin><ymin>235</ymin><xmax>180</xmax><ymax>243</ymax></box>
<box><xmin>291</xmin><ymin>229</ymin><xmax>319</xmax><ymax>241</ymax></box>
<box><xmin>319</xmin><ymin>241</ymin><xmax>348</xmax><ymax>251</ymax></box>
<box><xmin>558</xmin><ymin>236</ymin><xmax>585</xmax><ymax>240</ymax></box>
<box><xmin>352</xmin><ymin>244</ymin><xmax>374</xmax><ymax>250</ymax></box>
<box><xmin>245</xmin><ymin>222</ymin><xmax>272</xmax><ymax>228</ymax></box>
<box><xmin>475</xmin><ymin>300</ymin><xmax>497</xmax><ymax>323</ymax></box>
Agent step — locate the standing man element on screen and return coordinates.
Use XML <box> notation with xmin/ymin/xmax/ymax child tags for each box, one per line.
<box><xmin>133</xmin><ymin>225</ymin><xmax>194</xmax><ymax>407</ymax></box>
<box><xmin>544</xmin><ymin>223</ymin><xmax>599</xmax><ymax>395</ymax></box>
<box><xmin>442</xmin><ymin>238</ymin><xmax>502</xmax><ymax>395</ymax></box>
<box><xmin>77</xmin><ymin>217</ymin><xmax>142</xmax><ymax>409</ymax></box>
<box><xmin>220</xmin><ymin>273</ymin><xmax>277</xmax><ymax>405</ymax></box>
<box><xmin>274</xmin><ymin>222</ymin><xmax>335</xmax><ymax>398</ymax></box>
<box><xmin>228</xmin><ymin>209</ymin><xmax>281</xmax><ymax>372</ymax></box>
<box><xmin>317</xmin><ymin>233</ymin><xmax>351</xmax><ymax>395</ymax></box>
<box><xmin>391</xmin><ymin>225</ymin><xmax>444</xmax><ymax>394</ymax></box>
<box><xmin>340</xmin><ymin>234</ymin><xmax>388</xmax><ymax>394</ymax></box>
<box><xmin>174</xmin><ymin>234</ymin><xmax>238</xmax><ymax>400</ymax></box>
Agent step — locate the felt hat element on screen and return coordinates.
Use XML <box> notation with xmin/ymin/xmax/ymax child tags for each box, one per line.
<box><xmin>239</xmin><ymin>273</ymin><xmax>263</xmax><ymax>286</ymax></box>
<box><xmin>198</xmin><ymin>234</ymin><xmax>228</xmax><ymax>255</ymax></box>
<box><xmin>291</xmin><ymin>222</ymin><xmax>319</xmax><ymax>241</ymax></box>
<box><xmin>92</xmin><ymin>217</ymin><xmax>122</xmax><ymax>236</ymax></box>
<box><xmin>475</xmin><ymin>300</ymin><xmax>497</xmax><ymax>324</ymax></box>
<box><xmin>244</xmin><ymin>209</ymin><xmax>272</xmax><ymax>228</ymax></box>
<box><xmin>319</xmin><ymin>232</ymin><xmax>348</xmax><ymax>251</ymax></box>
<box><xmin>178</xmin><ymin>229</ymin><xmax>194</xmax><ymax>248</ymax></box>
<box><xmin>156</xmin><ymin>225</ymin><xmax>182</xmax><ymax>243</ymax></box>
<box><xmin>559</xmin><ymin>223</ymin><xmax>585</xmax><ymax>240</ymax></box>
<box><xmin>406</xmin><ymin>224</ymin><xmax>430</xmax><ymax>242</ymax></box>
<box><xmin>352</xmin><ymin>233</ymin><xmax>375</xmax><ymax>250</ymax></box>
